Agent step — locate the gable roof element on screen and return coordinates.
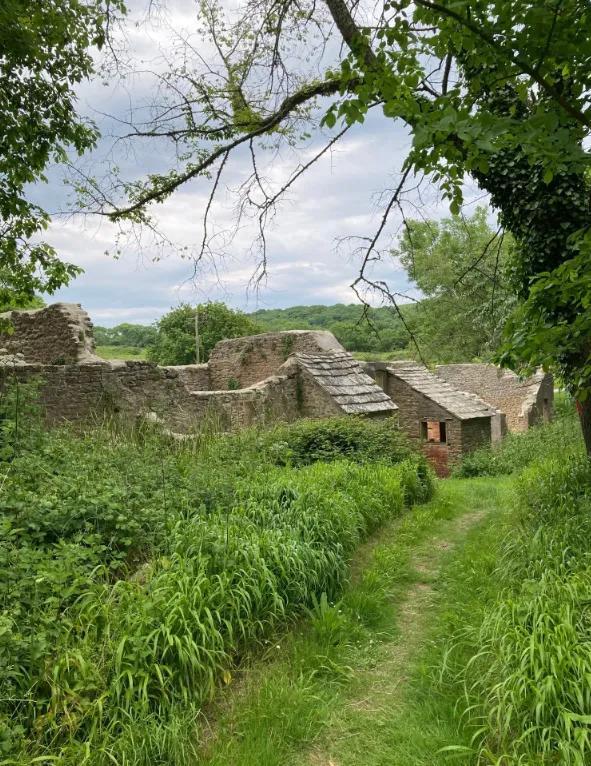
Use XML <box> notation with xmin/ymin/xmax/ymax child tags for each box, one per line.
<box><xmin>296</xmin><ymin>350</ymin><xmax>398</xmax><ymax>415</ymax></box>
<box><xmin>387</xmin><ymin>361</ymin><xmax>498</xmax><ymax>420</ymax></box>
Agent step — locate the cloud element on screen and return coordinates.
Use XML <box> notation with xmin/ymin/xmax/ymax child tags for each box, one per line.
<box><xmin>36</xmin><ymin>1</ymin><xmax>487</xmax><ymax>327</ymax></box>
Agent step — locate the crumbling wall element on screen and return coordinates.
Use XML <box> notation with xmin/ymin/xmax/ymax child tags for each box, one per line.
<box><xmin>0</xmin><ymin>358</ymin><xmax>304</xmax><ymax>433</ymax></box>
<box><xmin>0</xmin><ymin>303</ymin><xmax>100</xmax><ymax>364</ymax></box>
<box><xmin>435</xmin><ymin>363</ymin><xmax>553</xmax><ymax>432</ymax></box>
<box><xmin>0</xmin><ymin>360</ymin><xmax>207</xmax><ymax>429</ymax></box>
<box><xmin>208</xmin><ymin>330</ymin><xmax>344</xmax><ymax>390</ymax></box>
<box><xmin>186</xmin><ymin>372</ymin><xmax>301</xmax><ymax>430</ymax></box>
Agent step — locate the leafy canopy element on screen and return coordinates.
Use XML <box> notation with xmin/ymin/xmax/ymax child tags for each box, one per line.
<box><xmin>0</xmin><ymin>0</ymin><xmax>124</xmax><ymax>308</ymax></box>
<box><xmin>147</xmin><ymin>302</ymin><xmax>262</xmax><ymax>365</ymax></box>
<box><xmin>395</xmin><ymin>207</ymin><xmax>516</xmax><ymax>362</ymax></box>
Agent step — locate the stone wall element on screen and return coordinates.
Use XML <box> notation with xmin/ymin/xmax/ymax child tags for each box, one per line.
<box><xmin>376</xmin><ymin>371</ymin><xmax>491</xmax><ymax>473</ymax></box>
<box><xmin>0</xmin><ymin>358</ymin><xmax>305</xmax><ymax>433</ymax></box>
<box><xmin>208</xmin><ymin>330</ymin><xmax>344</xmax><ymax>390</ymax></box>
<box><xmin>435</xmin><ymin>363</ymin><xmax>553</xmax><ymax>432</ymax></box>
<box><xmin>383</xmin><ymin>373</ymin><xmax>462</xmax><ymax>466</ymax></box>
<box><xmin>0</xmin><ymin>306</ymin><xmax>390</xmax><ymax>434</ymax></box>
<box><xmin>0</xmin><ymin>303</ymin><xmax>100</xmax><ymax>364</ymax></box>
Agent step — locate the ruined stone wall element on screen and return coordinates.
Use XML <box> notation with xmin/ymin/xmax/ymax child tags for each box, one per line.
<box><xmin>163</xmin><ymin>364</ymin><xmax>210</xmax><ymax>391</ymax></box>
<box><xmin>186</xmin><ymin>373</ymin><xmax>301</xmax><ymax>431</ymax></box>
<box><xmin>435</xmin><ymin>363</ymin><xmax>553</xmax><ymax>432</ymax></box>
<box><xmin>0</xmin><ymin>358</ymin><xmax>303</xmax><ymax>433</ymax></box>
<box><xmin>208</xmin><ymin>330</ymin><xmax>344</xmax><ymax>390</ymax></box>
<box><xmin>0</xmin><ymin>303</ymin><xmax>100</xmax><ymax>364</ymax></box>
<box><xmin>384</xmin><ymin>373</ymin><xmax>464</xmax><ymax>463</ymax></box>
<box><xmin>0</xmin><ymin>360</ymin><xmax>203</xmax><ymax>428</ymax></box>
<box><xmin>297</xmin><ymin>367</ymin><xmax>344</xmax><ymax>419</ymax></box>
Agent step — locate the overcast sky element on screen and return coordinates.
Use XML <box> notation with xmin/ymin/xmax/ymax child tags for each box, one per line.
<box><xmin>36</xmin><ymin>0</ymin><xmax>485</xmax><ymax>327</ymax></box>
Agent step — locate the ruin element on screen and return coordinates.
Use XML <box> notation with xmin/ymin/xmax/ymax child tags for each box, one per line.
<box><xmin>0</xmin><ymin>303</ymin><xmax>553</xmax><ymax>473</ymax></box>
<box><xmin>435</xmin><ymin>363</ymin><xmax>553</xmax><ymax>432</ymax></box>
<box><xmin>0</xmin><ymin>303</ymin><xmax>395</xmax><ymax>432</ymax></box>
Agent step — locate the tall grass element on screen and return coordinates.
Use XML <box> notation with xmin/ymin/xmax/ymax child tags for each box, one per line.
<box><xmin>0</xmin><ymin>408</ymin><xmax>433</xmax><ymax>764</ymax></box>
<box><xmin>459</xmin><ymin>453</ymin><xmax>591</xmax><ymax>764</ymax></box>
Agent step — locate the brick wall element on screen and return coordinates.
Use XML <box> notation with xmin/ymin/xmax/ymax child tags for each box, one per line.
<box><xmin>208</xmin><ymin>330</ymin><xmax>343</xmax><ymax>390</ymax></box>
<box><xmin>436</xmin><ymin>363</ymin><xmax>553</xmax><ymax>432</ymax></box>
<box><xmin>0</xmin><ymin>303</ymin><xmax>100</xmax><ymax>364</ymax></box>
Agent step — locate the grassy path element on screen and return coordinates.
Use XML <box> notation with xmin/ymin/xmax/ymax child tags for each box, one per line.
<box><xmin>197</xmin><ymin>476</ymin><xmax>513</xmax><ymax>766</ymax></box>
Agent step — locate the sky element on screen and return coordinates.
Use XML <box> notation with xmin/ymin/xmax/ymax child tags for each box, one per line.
<box><xmin>36</xmin><ymin>0</ymin><xmax>485</xmax><ymax>327</ymax></box>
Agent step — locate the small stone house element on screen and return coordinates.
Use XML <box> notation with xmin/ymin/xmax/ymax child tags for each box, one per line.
<box><xmin>365</xmin><ymin>360</ymin><xmax>500</xmax><ymax>476</ymax></box>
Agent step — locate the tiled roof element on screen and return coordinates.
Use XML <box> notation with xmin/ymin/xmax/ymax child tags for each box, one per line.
<box><xmin>387</xmin><ymin>361</ymin><xmax>498</xmax><ymax>420</ymax></box>
<box><xmin>295</xmin><ymin>351</ymin><xmax>398</xmax><ymax>415</ymax></box>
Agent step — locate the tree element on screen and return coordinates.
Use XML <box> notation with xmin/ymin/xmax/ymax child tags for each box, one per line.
<box><xmin>0</xmin><ymin>0</ymin><xmax>124</xmax><ymax>310</ymax></box>
<box><xmin>83</xmin><ymin>1</ymin><xmax>591</xmax><ymax>449</ymax></box>
<box><xmin>147</xmin><ymin>303</ymin><xmax>262</xmax><ymax>365</ymax></box>
<box><xmin>94</xmin><ymin>323</ymin><xmax>157</xmax><ymax>348</ymax></box>
<box><xmin>395</xmin><ymin>207</ymin><xmax>516</xmax><ymax>362</ymax></box>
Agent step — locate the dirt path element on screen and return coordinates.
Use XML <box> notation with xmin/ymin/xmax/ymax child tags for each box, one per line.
<box><xmin>305</xmin><ymin>507</ymin><xmax>489</xmax><ymax>766</ymax></box>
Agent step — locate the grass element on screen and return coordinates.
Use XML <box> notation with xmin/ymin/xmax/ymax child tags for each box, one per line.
<box><xmin>0</xmin><ymin>403</ymin><xmax>433</xmax><ymax>764</ymax></box>
<box><xmin>456</xmin><ymin>393</ymin><xmax>581</xmax><ymax>476</ymax></box>
<box><xmin>95</xmin><ymin>345</ymin><xmax>147</xmax><ymax>360</ymax></box>
<box><xmin>196</xmin><ymin>476</ymin><xmax>512</xmax><ymax>766</ymax></box>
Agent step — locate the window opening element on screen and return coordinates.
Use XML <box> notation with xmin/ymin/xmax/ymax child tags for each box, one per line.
<box><xmin>421</xmin><ymin>420</ymin><xmax>447</xmax><ymax>444</ymax></box>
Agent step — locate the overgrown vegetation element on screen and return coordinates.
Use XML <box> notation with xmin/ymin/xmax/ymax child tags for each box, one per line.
<box><xmin>458</xmin><ymin>454</ymin><xmax>591</xmax><ymax>763</ymax></box>
<box><xmin>456</xmin><ymin>394</ymin><xmax>581</xmax><ymax>477</ymax></box>
<box><xmin>0</xmin><ymin>392</ymin><xmax>431</xmax><ymax>763</ymax></box>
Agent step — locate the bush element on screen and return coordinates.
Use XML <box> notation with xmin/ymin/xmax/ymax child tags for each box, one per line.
<box><xmin>0</xmin><ymin>409</ymin><xmax>432</xmax><ymax>762</ymax></box>
<box><xmin>456</xmin><ymin>401</ymin><xmax>582</xmax><ymax>477</ymax></box>
<box><xmin>463</xmin><ymin>455</ymin><xmax>591</xmax><ymax>764</ymax></box>
<box><xmin>262</xmin><ymin>416</ymin><xmax>416</xmax><ymax>467</ymax></box>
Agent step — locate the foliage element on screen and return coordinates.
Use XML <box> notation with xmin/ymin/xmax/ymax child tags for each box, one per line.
<box><xmin>0</xmin><ymin>0</ymin><xmax>124</xmax><ymax>307</ymax></box>
<box><xmin>456</xmin><ymin>395</ymin><xmax>582</xmax><ymax>477</ymax></box>
<box><xmin>195</xmin><ymin>476</ymin><xmax>508</xmax><ymax>766</ymax></box>
<box><xmin>0</xmin><ymin>295</ymin><xmax>44</xmax><ymax>314</ymax></box>
<box><xmin>253</xmin><ymin>304</ymin><xmax>413</xmax><ymax>354</ymax></box>
<box><xmin>94</xmin><ymin>324</ymin><xmax>157</xmax><ymax>348</ymax></box>
<box><xmin>460</xmin><ymin>454</ymin><xmax>591</xmax><ymax>763</ymax></box>
<box><xmin>0</xmin><ymin>393</ymin><xmax>432</xmax><ymax>762</ymax></box>
<box><xmin>395</xmin><ymin>207</ymin><xmax>516</xmax><ymax>362</ymax></box>
<box><xmin>146</xmin><ymin>302</ymin><xmax>262</xmax><ymax>365</ymax></box>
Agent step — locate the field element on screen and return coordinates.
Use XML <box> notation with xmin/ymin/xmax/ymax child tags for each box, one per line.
<box><xmin>1</xmin><ymin>387</ymin><xmax>588</xmax><ymax>765</ymax></box>
<box><xmin>95</xmin><ymin>345</ymin><xmax>148</xmax><ymax>360</ymax></box>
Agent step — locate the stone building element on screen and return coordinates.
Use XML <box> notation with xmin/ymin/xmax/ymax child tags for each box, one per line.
<box><xmin>435</xmin><ymin>363</ymin><xmax>553</xmax><ymax>432</ymax></box>
<box><xmin>0</xmin><ymin>304</ymin><xmax>396</xmax><ymax>432</ymax></box>
<box><xmin>364</xmin><ymin>360</ymin><xmax>501</xmax><ymax>476</ymax></box>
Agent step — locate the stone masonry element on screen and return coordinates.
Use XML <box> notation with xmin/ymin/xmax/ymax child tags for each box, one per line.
<box><xmin>435</xmin><ymin>363</ymin><xmax>553</xmax><ymax>432</ymax></box>
<box><xmin>0</xmin><ymin>304</ymin><xmax>395</xmax><ymax>433</ymax></box>
<box><xmin>0</xmin><ymin>303</ymin><xmax>101</xmax><ymax>365</ymax></box>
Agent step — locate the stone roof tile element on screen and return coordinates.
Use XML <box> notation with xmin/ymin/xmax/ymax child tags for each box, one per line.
<box><xmin>295</xmin><ymin>351</ymin><xmax>397</xmax><ymax>415</ymax></box>
<box><xmin>387</xmin><ymin>361</ymin><xmax>498</xmax><ymax>420</ymax></box>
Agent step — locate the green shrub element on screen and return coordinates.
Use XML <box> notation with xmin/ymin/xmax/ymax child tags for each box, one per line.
<box><xmin>0</xmin><ymin>411</ymin><xmax>431</xmax><ymax>762</ymax></box>
<box><xmin>462</xmin><ymin>455</ymin><xmax>591</xmax><ymax>764</ymax></box>
<box><xmin>456</xmin><ymin>402</ymin><xmax>582</xmax><ymax>477</ymax></box>
<box><xmin>261</xmin><ymin>416</ymin><xmax>415</xmax><ymax>467</ymax></box>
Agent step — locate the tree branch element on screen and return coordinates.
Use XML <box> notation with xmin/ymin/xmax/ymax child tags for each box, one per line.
<box><xmin>415</xmin><ymin>0</ymin><xmax>591</xmax><ymax>128</ymax></box>
<box><xmin>109</xmin><ymin>77</ymin><xmax>353</xmax><ymax>220</ymax></box>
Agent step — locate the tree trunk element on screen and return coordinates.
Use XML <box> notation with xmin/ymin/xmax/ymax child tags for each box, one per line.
<box><xmin>577</xmin><ymin>399</ymin><xmax>591</xmax><ymax>456</ymax></box>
